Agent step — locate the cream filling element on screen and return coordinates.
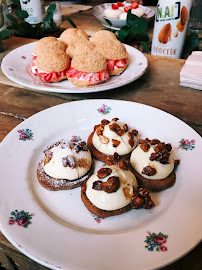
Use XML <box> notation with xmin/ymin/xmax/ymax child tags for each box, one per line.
<box><xmin>92</xmin><ymin>120</ymin><xmax>138</xmax><ymax>156</ymax></box>
<box><xmin>31</xmin><ymin>62</ymin><xmax>49</xmax><ymax>75</ymax></box>
<box><xmin>86</xmin><ymin>165</ymin><xmax>138</xmax><ymax>211</ymax></box>
<box><xmin>130</xmin><ymin>145</ymin><xmax>174</xmax><ymax>180</ymax></box>
<box><xmin>44</xmin><ymin>145</ymin><xmax>92</xmax><ymax>180</ymax></box>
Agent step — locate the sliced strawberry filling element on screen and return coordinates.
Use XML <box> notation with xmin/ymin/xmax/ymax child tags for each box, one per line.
<box><xmin>66</xmin><ymin>66</ymin><xmax>109</xmax><ymax>84</ymax></box>
<box><xmin>31</xmin><ymin>63</ymin><xmax>67</xmax><ymax>83</ymax></box>
<box><xmin>107</xmin><ymin>58</ymin><xmax>128</xmax><ymax>71</ymax></box>
<box><xmin>31</xmin><ymin>53</ymin><xmax>37</xmax><ymax>61</ymax></box>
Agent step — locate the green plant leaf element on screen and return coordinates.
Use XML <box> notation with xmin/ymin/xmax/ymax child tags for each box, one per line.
<box><xmin>135</xmin><ymin>31</ymin><xmax>149</xmax><ymax>42</ymax></box>
<box><xmin>65</xmin><ymin>17</ymin><xmax>77</xmax><ymax>28</ymax></box>
<box><xmin>140</xmin><ymin>41</ymin><xmax>150</xmax><ymax>53</ymax></box>
<box><xmin>131</xmin><ymin>17</ymin><xmax>148</xmax><ymax>35</ymax></box>
<box><xmin>6</xmin><ymin>14</ymin><xmax>18</xmax><ymax>23</ymax></box>
<box><xmin>47</xmin><ymin>4</ymin><xmax>56</xmax><ymax>15</ymax></box>
<box><xmin>184</xmin><ymin>33</ymin><xmax>199</xmax><ymax>50</ymax></box>
<box><xmin>117</xmin><ymin>25</ymin><xmax>130</xmax><ymax>42</ymax></box>
<box><xmin>15</xmin><ymin>10</ymin><xmax>29</xmax><ymax>20</ymax></box>
<box><xmin>126</xmin><ymin>9</ymin><xmax>138</xmax><ymax>26</ymax></box>
<box><xmin>104</xmin><ymin>18</ymin><xmax>112</xmax><ymax>27</ymax></box>
<box><xmin>0</xmin><ymin>29</ymin><xmax>10</xmax><ymax>40</ymax></box>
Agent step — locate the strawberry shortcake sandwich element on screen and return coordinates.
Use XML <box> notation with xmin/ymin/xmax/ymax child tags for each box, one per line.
<box><xmin>90</xmin><ymin>30</ymin><xmax>129</xmax><ymax>75</ymax></box>
<box><xmin>66</xmin><ymin>49</ymin><xmax>109</xmax><ymax>87</ymax></box>
<box><xmin>31</xmin><ymin>50</ymin><xmax>70</xmax><ymax>83</ymax></box>
<box><xmin>87</xmin><ymin>118</ymin><xmax>138</xmax><ymax>163</ymax></box>
<box><xmin>130</xmin><ymin>138</ymin><xmax>180</xmax><ymax>191</ymax></box>
<box><xmin>37</xmin><ymin>139</ymin><xmax>94</xmax><ymax>191</ymax></box>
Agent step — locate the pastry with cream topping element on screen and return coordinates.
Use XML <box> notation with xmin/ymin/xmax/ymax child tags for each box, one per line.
<box><xmin>37</xmin><ymin>139</ymin><xmax>94</xmax><ymax>190</ymax></box>
<box><xmin>81</xmin><ymin>160</ymin><xmax>155</xmax><ymax>218</ymax></box>
<box><xmin>90</xmin><ymin>30</ymin><xmax>129</xmax><ymax>75</ymax></box>
<box><xmin>87</xmin><ymin>118</ymin><xmax>138</xmax><ymax>163</ymax></box>
<box><xmin>130</xmin><ymin>138</ymin><xmax>179</xmax><ymax>191</ymax></box>
<box><xmin>81</xmin><ymin>164</ymin><xmax>137</xmax><ymax>217</ymax></box>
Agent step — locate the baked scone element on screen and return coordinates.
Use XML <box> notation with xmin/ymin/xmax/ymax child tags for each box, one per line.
<box><xmin>60</xmin><ymin>28</ymin><xmax>89</xmax><ymax>46</ymax></box>
<box><xmin>37</xmin><ymin>139</ymin><xmax>94</xmax><ymax>190</ymax></box>
<box><xmin>31</xmin><ymin>51</ymin><xmax>70</xmax><ymax>83</ymax></box>
<box><xmin>130</xmin><ymin>138</ymin><xmax>179</xmax><ymax>191</ymax></box>
<box><xmin>32</xmin><ymin>37</ymin><xmax>67</xmax><ymax>60</ymax></box>
<box><xmin>66</xmin><ymin>50</ymin><xmax>109</xmax><ymax>87</ymax></box>
<box><xmin>87</xmin><ymin>118</ymin><xmax>138</xmax><ymax>163</ymax></box>
<box><xmin>90</xmin><ymin>31</ymin><xmax>129</xmax><ymax>75</ymax></box>
<box><xmin>81</xmin><ymin>164</ymin><xmax>138</xmax><ymax>218</ymax></box>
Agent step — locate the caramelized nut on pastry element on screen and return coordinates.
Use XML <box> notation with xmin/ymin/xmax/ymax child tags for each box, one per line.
<box><xmin>131</xmin><ymin>188</ymin><xmax>155</xmax><ymax>209</ymax></box>
<box><xmin>123</xmin><ymin>124</ymin><xmax>128</xmax><ymax>132</ymax></box>
<box><xmin>142</xmin><ymin>166</ymin><xmax>157</xmax><ymax>176</ymax></box>
<box><xmin>97</xmin><ymin>167</ymin><xmax>112</xmax><ymax>179</ymax></box>
<box><xmin>102</xmin><ymin>176</ymin><xmax>120</xmax><ymax>193</ymax></box>
<box><xmin>92</xmin><ymin>180</ymin><xmax>103</xmax><ymax>191</ymax></box>
<box><xmin>101</xmin><ymin>119</ymin><xmax>110</xmax><ymax>125</ymax></box>
<box><xmin>112</xmin><ymin>139</ymin><xmax>121</xmax><ymax>147</ymax></box>
<box><xmin>128</xmin><ymin>138</ymin><xmax>134</xmax><ymax>147</ymax></box>
<box><xmin>140</xmin><ymin>143</ymin><xmax>150</xmax><ymax>152</ymax></box>
<box><xmin>99</xmin><ymin>135</ymin><xmax>109</xmax><ymax>144</ymax></box>
<box><xmin>62</xmin><ymin>155</ymin><xmax>76</xmax><ymax>169</ymax></box>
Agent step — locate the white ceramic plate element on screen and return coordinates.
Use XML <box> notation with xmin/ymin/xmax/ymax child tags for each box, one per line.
<box><xmin>92</xmin><ymin>2</ymin><xmax>155</xmax><ymax>30</ymax></box>
<box><xmin>1</xmin><ymin>43</ymin><xmax>147</xmax><ymax>94</ymax></box>
<box><xmin>0</xmin><ymin>100</ymin><xmax>201</xmax><ymax>270</ymax></box>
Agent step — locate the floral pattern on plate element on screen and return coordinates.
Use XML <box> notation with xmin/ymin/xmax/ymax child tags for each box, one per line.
<box><xmin>18</xmin><ymin>129</ymin><xmax>33</xmax><ymax>141</ymax></box>
<box><xmin>145</xmin><ymin>231</ymin><xmax>168</xmax><ymax>252</ymax></box>
<box><xmin>71</xmin><ymin>135</ymin><xmax>82</xmax><ymax>143</ymax></box>
<box><xmin>179</xmin><ymin>139</ymin><xmax>195</xmax><ymax>150</ymax></box>
<box><xmin>97</xmin><ymin>104</ymin><xmax>111</xmax><ymax>115</ymax></box>
<box><xmin>9</xmin><ymin>210</ymin><xmax>34</xmax><ymax>228</ymax></box>
<box><xmin>91</xmin><ymin>214</ymin><xmax>105</xmax><ymax>223</ymax></box>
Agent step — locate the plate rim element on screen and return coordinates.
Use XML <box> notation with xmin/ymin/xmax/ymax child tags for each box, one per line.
<box><xmin>0</xmin><ymin>99</ymin><xmax>202</xmax><ymax>270</ymax></box>
<box><xmin>1</xmin><ymin>43</ymin><xmax>148</xmax><ymax>94</ymax></box>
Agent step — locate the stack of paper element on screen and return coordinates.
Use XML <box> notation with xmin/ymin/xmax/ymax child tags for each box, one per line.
<box><xmin>180</xmin><ymin>51</ymin><xmax>202</xmax><ymax>91</ymax></box>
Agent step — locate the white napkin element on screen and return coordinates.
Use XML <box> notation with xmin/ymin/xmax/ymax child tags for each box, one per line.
<box><xmin>180</xmin><ymin>51</ymin><xmax>202</xmax><ymax>91</ymax></box>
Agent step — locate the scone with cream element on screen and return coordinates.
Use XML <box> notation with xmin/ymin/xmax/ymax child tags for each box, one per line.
<box><xmin>90</xmin><ymin>30</ymin><xmax>129</xmax><ymax>75</ymax></box>
<box><xmin>66</xmin><ymin>50</ymin><xmax>109</xmax><ymax>87</ymax></box>
<box><xmin>87</xmin><ymin>118</ymin><xmax>138</xmax><ymax>163</ymax></box>
<box><xmin>130</xmin><ymin>138</ymin><xmax>179</xmax><ymax>191</ymax></box>
<box><xmin>31</xmin><ymin>50</ymin><xmax>70</xmax><ymax>83</ymax></box>
<box><xmin>37</xmin><ymin>139</ymin><xmax>94</xmax><ymax>190</ymax></box>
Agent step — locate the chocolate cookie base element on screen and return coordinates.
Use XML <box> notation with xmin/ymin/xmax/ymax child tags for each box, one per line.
<box><xmin>81</xmin><ymin>189</ymin><xmax>132</xmax><ymax>218</ymax></box>
<box><xmin>130</xmin><ymin>166</ymin><xmax>176</xmax><ymax>192</ymax></box>
<box><xmin>37</xmin><ymin>159</ymin><xmax>94</xmax><ymax>191</ymax></box>
<box><xmin>87</xmin><ymin>131</ymin><xmax>131</xmax><ymax>163</ymax></box>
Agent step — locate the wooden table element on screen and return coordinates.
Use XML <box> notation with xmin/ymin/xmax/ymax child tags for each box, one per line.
<box><xmin>0</xmin><ymin>5</ymin><xmax>202</xmax><ymax>270</ymax></box>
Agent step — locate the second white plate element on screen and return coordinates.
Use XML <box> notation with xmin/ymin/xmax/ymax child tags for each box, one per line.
<box><xmin>1</xmin><ymin>43</ymin><xmax>148</xmax><ymax>94</ymax></box>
